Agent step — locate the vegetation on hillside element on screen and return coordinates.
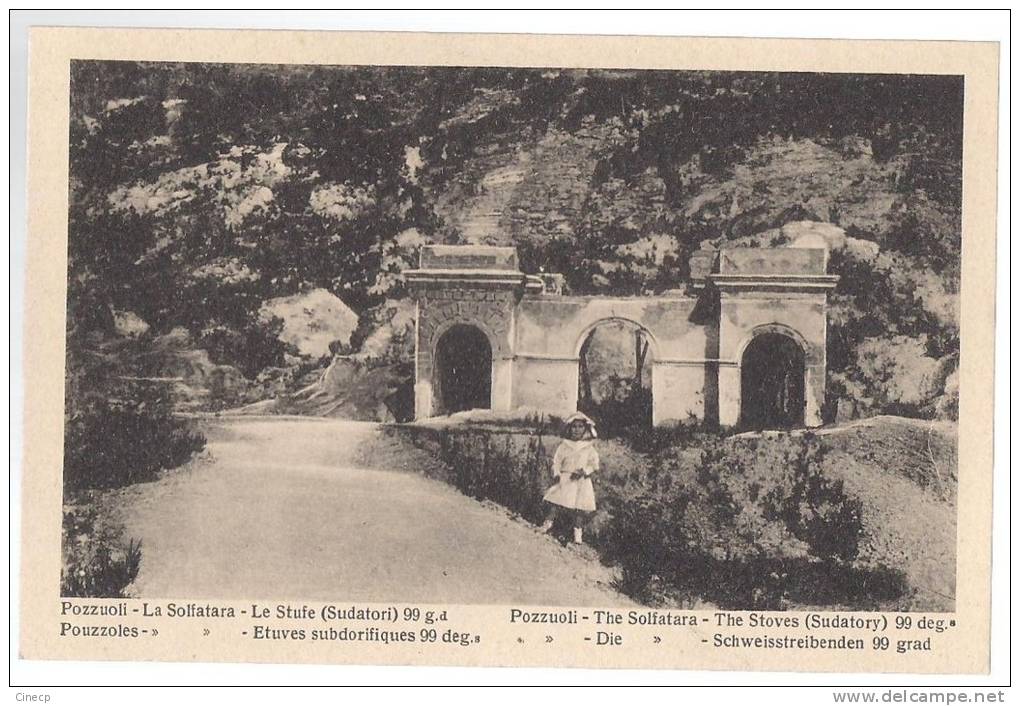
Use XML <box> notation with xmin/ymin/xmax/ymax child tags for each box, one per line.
<box><xmin>67</xmin><ymin>63</ymin><xmax>961</xmax><ymax>431</ymax></box>
<box><xmin>61</xmin><ymin>504</ymin><xmax>142</xmax><ymax>597</ymax></box>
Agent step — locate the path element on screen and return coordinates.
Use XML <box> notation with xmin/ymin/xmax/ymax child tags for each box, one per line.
<box><xmin>112</xmin><ymin>417</ymin><xmax>631</xmax><ymax>606</ymax></box>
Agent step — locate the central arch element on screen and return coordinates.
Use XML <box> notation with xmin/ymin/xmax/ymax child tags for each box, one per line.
<box><xmin>740</xmin><ymin>331</ymin><xmax>806</xmax><ymax>429</ymax></box>
<box><xmin>434</xmin><ymin>324</ymin><xmax>492</xmax><ymax>414</ymax></box>
<box><xmin>575</xmin><ymin>318</ymin><xmax>655</xmax><ymax>436</ymax></box>
<box><xmin>573</xmin><ymin>316</ymin><xmax>661</xmax><ymax>360</ymax></box>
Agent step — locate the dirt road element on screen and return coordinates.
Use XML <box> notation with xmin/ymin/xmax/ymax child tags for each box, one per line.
<box><xmin>113</xmin><ymin>417</ymin><xmax>630</xmax><ymax>606</ymax></box>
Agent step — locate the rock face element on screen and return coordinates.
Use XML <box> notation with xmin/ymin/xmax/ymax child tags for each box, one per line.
<box><xmin>73</xmin><ymin>69</ymin><xmax>961</xmax><ymax>424</ymax></box>
<box><xmin>112</xmin><ymin>310</ymin><xmax>150</xmax><ymax>338</ymax></box>
<box><xmin>356</xmin><ymin>299</ymin><xmax>416</xmax><ymax>362</ymax></box>
<box><xmin>259</xmin><ymin>288</ymin><xmax>359</xmax><ymax>359</ymax></box>
<box><xmin>232</xmin><ymin>357</ymin><xmax>413</xmax><ymax>423</ymax></box>
<box><xmin>140</xmin><ymin>327</ymin><xmax>249</xmax><ymax>411</ymax></box>
<box><xmin>783</xmin><ymin>221</ymin><xmax>848</xmax><ymax>251</ymax></box>
<box><xmin>438</xmin><ymin>151</ymin><xmax>530</xmax><ymax>244</ymax></box>
<box><xmin>430</xmin><ymin>125</ymin><xmax>619</xmax><ymax>247</ymax></box>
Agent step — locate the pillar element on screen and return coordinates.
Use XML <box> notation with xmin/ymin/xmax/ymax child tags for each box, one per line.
<box><xmin>491</xmin><ymin>356</ymin><xmax>513</xmax><ymax>412</ymax></box>
<box><xmin>805</xmin><ymin>362</ymin><xmax>824</xmax><ymax>427</ymax></box>
<box><xmin>414</xmin><ymin>381</ymin><xmax>434</xmax><ymax>420</ymax></box>
<box><xmin>718</xmin><ymin>363</ymin><xmax>741</xmax><ymax>427</ymax></box>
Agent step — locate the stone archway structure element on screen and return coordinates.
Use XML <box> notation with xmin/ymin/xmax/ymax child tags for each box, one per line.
<box><xmin>405</xmin><ymin>244</ymin><xmax>838</xmax><ymax>427</ymax></box>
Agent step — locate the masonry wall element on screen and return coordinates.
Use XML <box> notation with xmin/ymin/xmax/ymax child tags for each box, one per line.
<box><xmin>409</xmin><ymin>246</ymin><xmax>834</xmax><ymax>428</ymax></box>
<box><xmin>651</xmin><ymin>363</ymin><xmax>713</xmax><ymax>426</ymax></box>
<box><xmin>513</xmin><ymin>294</ymin><xmax>714</xmax><ymax>423</ymax></box>
<box><xmin>515</xmin><ymin>295</ymin><xmax>704</xmax><ymax>359</ymax></box>
<box><xmin>511</xmin><ymin>357</ymin><xmax>578</xmax><ymax>412</ymax></box>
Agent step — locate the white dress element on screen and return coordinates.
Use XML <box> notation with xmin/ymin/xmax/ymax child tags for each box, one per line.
<box><xmin>542</xmin><ymin>439</ymin><xmax>599</xmax><ymax>512</ymax></box>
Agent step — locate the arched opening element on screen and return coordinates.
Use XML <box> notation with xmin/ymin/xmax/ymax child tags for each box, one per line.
<box><xmin>577</xmin><ymin>320</ymin><xmax>653</xmax><ymax>437</ymax></box>
<box><xmin>435</xmin><ymin>324</ymin><xmax>492</xmax><ymax>414</ymax></box>
<box><xmin>740</xmin><ymin>332</ymin><xmax>806</xmax><ymax>430</ymax></box>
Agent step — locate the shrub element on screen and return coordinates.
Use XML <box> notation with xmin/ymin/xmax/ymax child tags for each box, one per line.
<box><xmin>434</xmin><ymin>430</ymin><xmax>553</xmax><ymax>522</ymax></box>
<box><xmin>64</xmin><ymin>381</ymin><xmax>206</xmax><ymax>491</ymax></box>
<box><xmin>581</xmin><ymin>383</ymin><xmax>652</xmax><ymax>440</ymax></box>
<box><xmin>197</xmin><ymin>315</ymin><xmax>289</xmax><ymax>379</ymax></box>
<box><xmin>600</xmin><ymin>490</ymin><xmax>685</xmax><ymax>600</ymax></box>
<box><xmin>601</xmin><ymin>432</ymin><xmax>867</xmax><ymax>607</ymax></box>
<box><xmin>624</xmin><ymin>414</ymin><xmax>722</xmax><ymax>453</ymax></box>
<box><xmin>760</xmin><ymin>434</ymin><xmax>864</xmax><ymax>563</ymax></box>
<box><xmin>61</xmin><ymin>506</ymin><xmax>142</xmax><ymax>597</ymax></box>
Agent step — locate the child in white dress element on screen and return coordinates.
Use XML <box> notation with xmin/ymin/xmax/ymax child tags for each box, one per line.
<box><xmin>540</xmin><ymin>412</ymin><xmax>599</xmax><ymax>544</ymax></box>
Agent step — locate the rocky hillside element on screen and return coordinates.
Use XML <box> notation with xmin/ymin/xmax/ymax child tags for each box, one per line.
<box><xmin>66</xmin><ymin>63</ymin><xmax>961</xmax><ymax>423</ymax></box>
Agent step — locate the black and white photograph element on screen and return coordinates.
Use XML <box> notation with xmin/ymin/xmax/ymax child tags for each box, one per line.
<box><xmin>59</xmin><ymin>58</ymin><xmax>966</xmax><ymax>615</ymax></box>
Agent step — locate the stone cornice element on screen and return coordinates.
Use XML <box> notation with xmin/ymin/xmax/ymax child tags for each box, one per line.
<box><xmin>709</xmin><ymin>273</ymin><xmax>839</xmax><ymax>292</ymax></box>
<box><xmin>404</xmin><ymin>269</ymin><xmax>529</xmax><ymax>289</ymax></box>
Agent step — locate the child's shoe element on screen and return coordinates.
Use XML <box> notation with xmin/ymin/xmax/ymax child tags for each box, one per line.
<box><xmin>573</xmin><ymin>527</ymin><xmax>583</xmax><ymax>544</ymax></box>
<box><xmin>540</xmin><ymin>520</ymin><xmax>554</xmax><ymax>533</ymax></box>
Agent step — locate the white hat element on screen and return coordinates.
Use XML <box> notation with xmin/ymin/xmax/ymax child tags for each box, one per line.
<box><xmin>563</xmin><ymin>411</ymin><xmax>597</xmax><ymax>439</ymax></box>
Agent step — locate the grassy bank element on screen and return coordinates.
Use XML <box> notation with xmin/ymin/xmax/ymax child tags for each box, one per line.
<box><xmin>391</xmin><ymin>414</ymin><xmax>957</xmax><ymax>611</ymax></box>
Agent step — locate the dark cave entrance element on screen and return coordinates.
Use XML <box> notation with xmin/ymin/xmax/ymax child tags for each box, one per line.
<box><xmin>436</xmin><ymin>324</ymin><xmax>492</xmax><ymax>414</ymax></box>
<box><xmin>740</xmin><ymin>332</ymin><xmax>806</xmax><ymax>430</ymax></box>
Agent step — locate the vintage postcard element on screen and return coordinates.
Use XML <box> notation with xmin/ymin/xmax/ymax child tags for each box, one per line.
<box><xmin>18</xmin><ymin>26</ymin><xmax>998</xmax><ymax>673</ymax></box>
